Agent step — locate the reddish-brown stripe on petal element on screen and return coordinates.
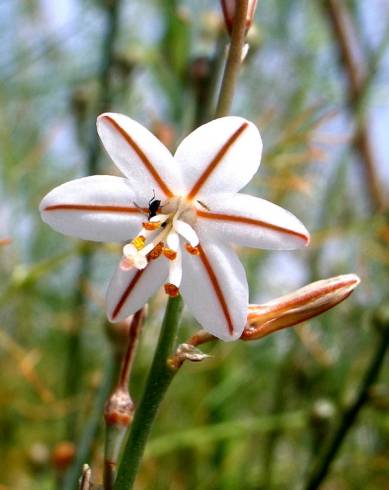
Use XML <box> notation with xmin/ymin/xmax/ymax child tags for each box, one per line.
<box><xmin>197</xmin><ymin>210</ymin><xmax>309</xmax><ymax>244</ymax></box>
<box><xmin>102</xmin><ymin>115</ymin><xmax>174</xmax><ymax>198</ymax></box>
<box><xmin>197</xmin><ymin>244</ymin><xmax>234</xmax><ymax>336</ymax></box>
<box><xmin>44</xmin><ymin>204</ymin><xmax>144</xmax><ymax>214</ymax></box>
<box><xmin>112</xmin><ymin>269</ymin><xmax>144</xmax><ymax>320</ymax></box>
<box><xmin>187</xmin><ymin>122</ymin><xmax>249</xmax><ymax>200</ymax></box>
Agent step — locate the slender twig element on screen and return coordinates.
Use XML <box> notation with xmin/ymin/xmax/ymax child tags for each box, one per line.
<box><xmin>103</xmin><ymin>309</ymin><xmax>145</xmax><ymax>490</ymax></box>
<box><xmin>322</xmin><ymin>0</ymin><xmax>386</xmax><ymax>211</ymax></box>
<box><xmin>62</xmin><ymin>354</ymin><xmax>117</xmax><ymax>490</ymax></box>
<box><xmin>215</xmin><ymin>0</ymin><xmax>249</xmax><ymax>117</ymax></box>
<box><xmin>304</xmin><ymin>310</ymin><xmax>389</xmax><ymax>490</ymax></box>
<box><xmin>113</xmin><ymin>296</ymin><xmax>184</xmax><ymax>490</ymax></box>
<box><xmin>64</xmin><ymin>0</ymin><xmax>121</xmax><ymax>441</ymax></box>
<box><xmin>192</xmin><ymin>34</ymin><xmax>226</xmax><ymax>127</ymax></box>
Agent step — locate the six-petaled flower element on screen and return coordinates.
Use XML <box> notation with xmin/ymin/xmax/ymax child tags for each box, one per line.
<box><xmin>40</xmin><ymin>114</ymin><xmax>310</xmax><ymax>341</ymax></box>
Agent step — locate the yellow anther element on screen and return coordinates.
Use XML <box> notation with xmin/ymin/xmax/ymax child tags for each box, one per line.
<box><xmin>163</xmin><ymin>247</ymin><xmax>177</xmax><ymax>260</ymax></box>
<box><xmin>164</xmin><ymin>283</ymin><xmax>180</xmax><ymax>297</ymax></box>
<box><xmin>148</xmin><ymin>242</ymin><xmax>164</xmax><ymax>260</ymax></box>
<box><xmin>185</xmin><ymin>243</ymin><xmax>200</xmax><ymax>256</ymax></box>
<box><xmin>131</xmin><ymin>235</ymin><xmax>145</xmax><ymax>251</ymax></box>
<box><xmin>143</xmin><ymin>221</ymin><xmax>161</xmax><ymax>231</ymax></box>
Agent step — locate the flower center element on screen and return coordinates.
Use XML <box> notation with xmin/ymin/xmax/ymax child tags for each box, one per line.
<box><xmin>120</xmin><ymin>197</ymin><xmax>201</xmax><ymax>295</ymax></box>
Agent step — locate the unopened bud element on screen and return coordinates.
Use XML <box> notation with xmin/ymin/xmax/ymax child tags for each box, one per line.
<box><xmin>52</xmin><ymin>441</ymin><xmax>76</xmax><ymax>472</ymax></box>
<box><xmin>220</xmin><ymin>0</ymin><xmax>258</xmax><ymax>36</ymax></box>
<box><xmin>190</xmin><ymin>56</ymin><xmax>212</xmax><ymax>82</ymax></box>
<box><xmin>104</xmin><ymin>388</ymin><xmax>135</xmax><ymax>486</ymax></box>
<box><xmin>152</xmin><ymin>121</ymin><xmax>176</xmax><ymax>151</ymax></box>
<box><xmin>242</xmin><ymin>274</ymin><xmax>361</xmax><ymax>341</ymax></box>
<box><xmin>104</xmin><ymin>388</ymin><xmax>135</xmax><ymax>428</ymax></box>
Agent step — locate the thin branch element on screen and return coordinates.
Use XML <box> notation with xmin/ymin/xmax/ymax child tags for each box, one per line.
<box><xmin>104</xmin><ymin>310</ymin><xmax>145</xmax><ymax>490</ymax></box>
<box><xmin>215</xmin><ymin>0</ymin><xmax>249</xmax><ymax>117</ymax></box>
<box><xmin>322</xmin><ymin>0</ymin><xmax>386</xmax><ymax>211</ymax></box>
<box><xmin>304</xmin><ymin>308</ymin><xmax>389</xmax><ymax>490</ymax></box>
<box><xmin>62</xmin><ymin>354</ymin><xmax>117</xmax><ymax>490</ymax></box>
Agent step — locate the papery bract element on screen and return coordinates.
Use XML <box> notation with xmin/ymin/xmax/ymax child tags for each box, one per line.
<box><xmin>40</xmin><ymin>114</ymin><xmax>309</xmax><ymax>341</ymax></box>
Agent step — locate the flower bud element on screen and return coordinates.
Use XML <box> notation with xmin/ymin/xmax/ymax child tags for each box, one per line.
<box><xmin>220</xmin><ymin>0</ymin><xmax>258</xmax><ymax>36</ymax></box>
<box><xmin>52</xmin><ymin>441</ymin><xmax>76</xmax><ymax>472</ymax></box>
<box><xmin>242</xmin><ymin>274</ymin><xmax>361</xmax><ymax>341</ymax></box>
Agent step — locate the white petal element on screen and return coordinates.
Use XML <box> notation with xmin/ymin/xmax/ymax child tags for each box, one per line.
<box><xmin>39</xmin><ymin>175</ymin><xmax>144</xmax><ymax>242</ymax></box>
<box><xmin>196</xmin><ymin>193</ymin><xmax>310</xmax><ymax>250</ymax></box>
<box><xmin>168</xmin><ymin>247</ymin><xmax>182</xmax><ymax>287</ymax></box>
<box><xmin>97</xmin><ymin>113</ymin><xmax>183</xmax><ymax>199</ymax></box>
<box><xmin>180</xmin><ymin>238</ymin><xmax>248</xmax><ymax>341</ymax></box>
<box><xmin>107</xmin><ymin>257</ymin><xmax>168</xmax><ymax>322</ymax></box>
<box><xmin>174</xmin><ymin>117</ymin><xmax>262</xmax><ymax>199</ymax></box>
<box><xmin>174</xmin><ymin>219</ymin><xmax>199</xmax><ymax>247</ymax></box>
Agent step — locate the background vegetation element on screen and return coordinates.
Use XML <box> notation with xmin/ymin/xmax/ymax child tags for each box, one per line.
<box><xmin>0</xmin><ymin>0</ymin><xmax>388</xmax><ymax>489</ymax></box>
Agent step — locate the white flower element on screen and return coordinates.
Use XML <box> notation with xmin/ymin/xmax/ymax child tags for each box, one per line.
<box><xmin>40</xmin><ymin>113</ymin><xmax>309</xmax><ymax>341</ymax></box>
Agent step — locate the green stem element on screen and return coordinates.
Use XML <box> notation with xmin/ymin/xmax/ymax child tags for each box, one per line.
<box><xmin>113</xmin><ymin>296</ymin><xmax>183</xmax><ymax>490</ymax></box>
<box><xmin>103</xmin><ymin>309</ymin><xmax>145</xmax><ymax>490</ymax></box>
<box><xmin>215</xmin><ymin>0</ymin><xmax>249</xmax><ymax>117</ymax></box>
<box><xmin>61</xmin><ymin>354</ymin><xmax>117</xmax><ymax>490</ymax></box>
<box><xmin>304</xmin><ymin>310</ymin><xmax>389</xmax><ymax>490</ymax></box>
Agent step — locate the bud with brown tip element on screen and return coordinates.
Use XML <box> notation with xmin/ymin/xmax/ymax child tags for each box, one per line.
<box><xmin>242</xmin><ymin>274</ymin><xmax>361</xmax><ymax>341</ymax></box>
<box><xmin>220</xmin><ymin>0</ymin><xmax>258</xmax><ymax>36</ymax></box>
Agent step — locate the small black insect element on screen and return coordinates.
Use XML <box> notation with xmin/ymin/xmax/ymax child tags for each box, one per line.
<box><xmin>147</xmin><ymin>190</ymin><xmax>161</xmax><ymax>220</ymax></box>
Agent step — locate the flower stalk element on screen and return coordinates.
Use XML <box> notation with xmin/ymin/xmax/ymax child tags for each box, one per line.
<box><xmin>113</xmin><ymin>296</ymin><xmax>183</xmax><ymax>490</ymax></box>
<box><xmin>216</xmin><ymin>0</ymin><xmax>250</xmax><ymax>117</ymax></box>
<box><xmin>103</xmin><ymin>309</ymin><xmax>145</xmax><ymax>490</ymax></box>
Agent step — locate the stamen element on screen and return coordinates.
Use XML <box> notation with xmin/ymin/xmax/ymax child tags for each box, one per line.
<box><xmin>185</xmin><ymin>243</ymin><xmax>200</xmax><ymax>255</ymax></box>
<box><xmin>143</xmin><ymin>221</ymin><xmax>161</xmax><ymax>231</ymax></box>
<box><xmin>131</xmin><ymin>235</ymin><xmax>145</xmax><ymax>251</ymax></box>
<box><xmin>163</xmin><ymin>247</ymin><xmax>177</xmax><ymax>260</ymax></box>
<box><xmin>164</xmin><ymin>283</ymin><xmax>180</xmax><ymax>297</ymax></box>
<box><xmin>148</xmin><ymin>242</ymin><xmax>164</xmax><ymax>260</ymax></box>
<box><xmin>174</xmin><ymin>219</ymin><xmax>199</xmax><ymax>246</ymax></box>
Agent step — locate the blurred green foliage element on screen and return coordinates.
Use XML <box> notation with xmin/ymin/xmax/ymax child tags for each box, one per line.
<box><xmin>0</xmin><ymin>0</ymin><xmax>388</xmax><ymax>489</ymax></box>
